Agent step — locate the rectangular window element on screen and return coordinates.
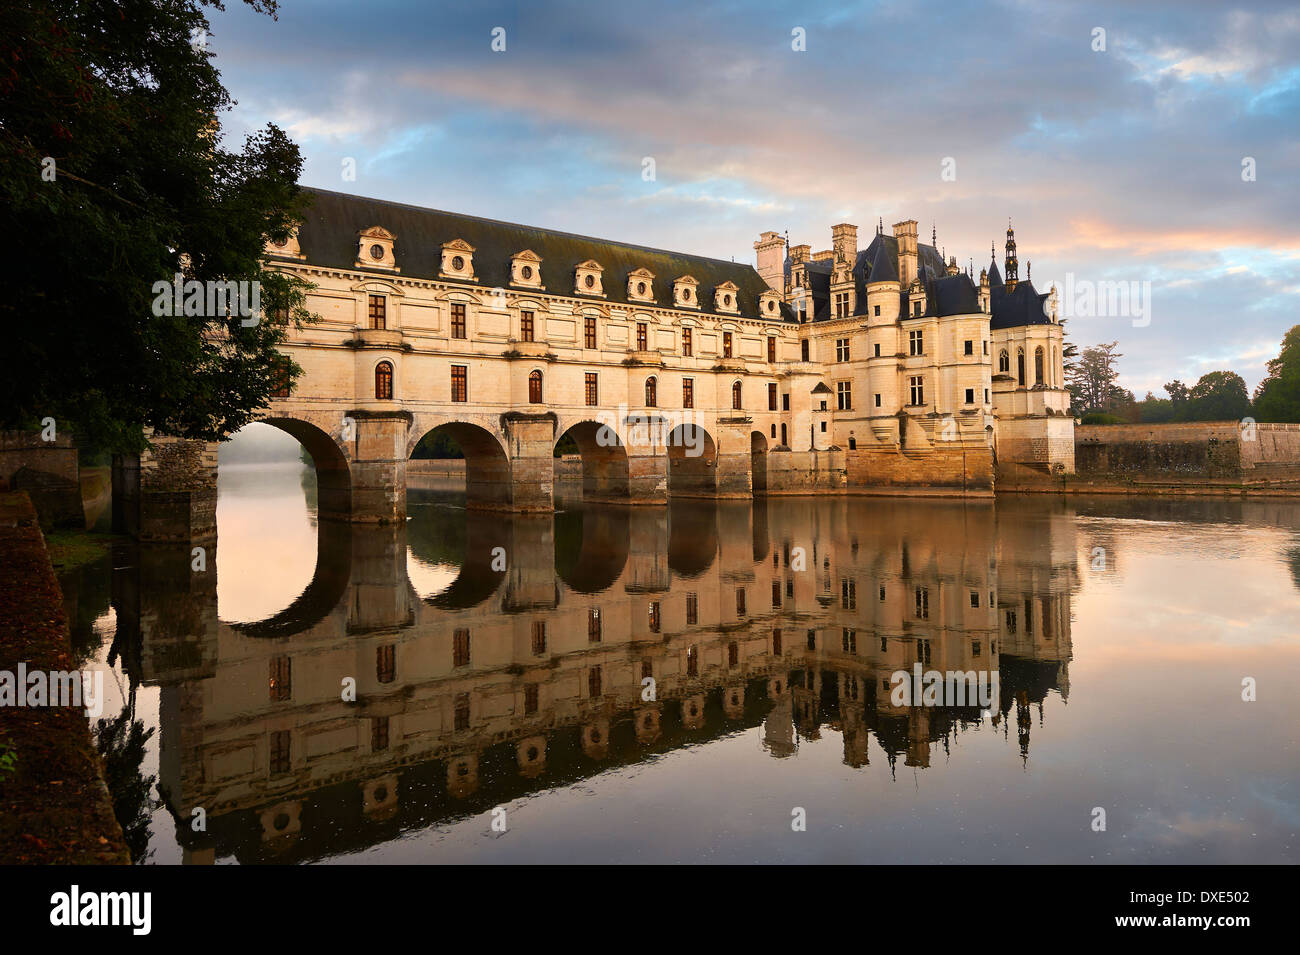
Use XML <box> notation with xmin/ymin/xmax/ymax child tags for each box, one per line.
<box><xmin>649</xmin><ymin>601</ymin><xmax>661</xmax><ymax>633</ymax></box>
<box><xmin>834</xmin><ymin>292</ymin><xmax>850</xmax><ymax>318</ymax></box>
<box><xmin>807</xmin><ymin>629</ymin><xmax>816</xmax><ymax>651</ymax></box>
<box><xmin>682</xmin><ymin>327</ymin><xmax>692</xmax><ymax>356</ymax></box>
<box><xmin>584</xmin><ymin>315</ymin><xmax>597</xmax><ymax>349</ymax></box>
<box><xmin>636</xmin><ymin>322</ymin><xmax>647</xmax><ymax>351</ymax></box>
<box><xmin>687</xmin><ymin>646</ymin><xmax>699</xmax><ymax>676</ymax></box>
<box><xmin>837</xmin><ymin>381</ymin><xmax>852</xmax><ymax>411</ymax></box>
<box><xmin>909</xmin><ymin>376</ymin><xmax>925</xmax><ymax>406</ymax></box>
<box><xmin>836</xmin><ymin>337</ymin><xmax>850</xmax><ymax>362</ymax></box>
<box><xmin>913</xmin><ymin>300</ymin><xmax>922</xmax><ymax>316</ymax></box>
<box><xmin>641</xmin><ymin>659</ymin><xmax>653</xmax><ymax>680</ymax></box>
<box><xmin>269</xmin><ymin>656</ymin><xmax>291</xmax><ymax>702</ymax></box>
<box><xmin>685</xmin><ymin>593</ymin><xmax>698</xmax><ymax>625</ymax></box>
<box><xmin>879</xmin><ymin>584</ymin><xmax>886</xmax><ymax>602</ymax></box>
<box><xmin>1025</xmin><ymin>599</ymin><xmax>1034</xmax><ymax>635</ymax></box>
<box><xmin>372</xmin><ymin>716</ymin><xmax>389</xmax><ymax>751</ymax></box>
<box><xmin>970</xmin><ymin>591</ymin><xmax>980</xmax><ymax>608</ymax></box>
<box><xmin>874</xmin><ymin>393</ymin><xmax>882</xmax><ymax>408</ymax></box>
<box><xmin>368</xmin><ymin>294</ymin><xmax>387</xmax><ymax>330</ymax></box>
<box><xmin>736</xmin><ymin>587</ymin><xmax>746</xmax><ymax>617</ymax></box>
<box><xmin>919</xmin><ymin>638</ymin><xmax>932</xmax><ymax>665</ymax></box>
<box><xmin>880</xmin><ymin>635</ymin><xmax>888</xmax><ymax>651</ymax></box>
<box><xmin>682</xmin><ymin>378</ymin><xmax>694</xmax><ymax>409</ymax></box>
<box><xmin>909</xmin><ymin>330</ymin><xmax>924</xmax><ymax>356</ymax></box>
<box><xmin>728</xmin><ymin>642</ymin><xmax>739</xmax><ymax>667</ymax></box>
<box><xmin>1006</xmin><ymin>609</ymin><xmax>1018</xmax><ymax>633</ymax></box>
<box><xmin>965</xmin><ymin>388</ymin><xmax>975</xmax><ymax>404</ymax></box>
<box><xmin>768</xmin><ymin>382</ymin><xmax>778</xmax><ymax>411</ymax></box>
<box><xmin>453</xmin><ymin>628</ymin><xmax>471</xmax><ymax>667</ymax></box>
<box><xmin>520</xmin><ymin>310</ymin><xmax>535</xmax><ymax>342</ymax></box>
<box><xmin>376</xmin><ymin>644</ymin><xmax>395</xmax><ymax>684</ymax></box>
<box><xmin>915</xmin><ymin>587</ymin><xmax>929</xmax><ymax>619</ymax></box>
<box><xmin>801</xmin><ymin>340</ymin><xmax>810</xmax><ymax>361</ymax></box>
<box><xmin>588</xmin><ymin>666</ymin><xmax>602</xmax><ymax>699</ymax></box>
<box><xmin>985</xmin><ymin>388</ymin><xmax>990</xmax><ymax>403</ymax></box>
<box><xmin>786</xmin><ymin>578</ymin><xmax>793</xmax><ymax>598</ymax></box>
<box><xmin>772</xmin><ymin>629</ymin><xmax>782</xmax><ymax>655</ymax></box>
<box><xmin>772</xmin><ymin>579</ymin><xmax>782</xmax><ymax>608</ymax></box>
<box><xmin>451</xmin><ymin>302</ymin><xmax>466</xmax><ymax>339</ymax></box>
<box><xmin>454</xmin><ymin>693</ymin><xmax>470</xmax><ymax>731</ymax></box>
<box><xmin>722</xmin><ymin>331</ymin><xmax>733</xmax><ymax>358</ymax></box>
<box><xmin>524</xmin><ymin>684</ymin><xmax>539</xmax><ymax>714</ymax></box>
<box><xmin>585</xmin><ymin>372</ymin><xmax>598</xmax><ymax>406</ymax></box>
<box><xmin>873</xmin><ymin>342</ymin><xmax>881</xmax><ymax>357</ymax></box>
<box><xmin>451</xmin><ymin>364</ymin><xmax>468</xmax><ymax>402</ymax></box>
<box><xmin>767</xmin><ymin>337</ymin><xmax>777</xmax><ymax>363</ymax></box>
<box><xmin>532</xmin><ymin>620</ymin><xmax>547</xmax><ymax>655</ymax></box>
<box><xmin>840</xmin><ymin>578</ymin><xmax>856</xmax><ymax>610</ymax></box>
<box><xmin>588</xmin><ymin>608</ymin><xmax>601</xmax><ymax>642</ymax></box>
<box><xmin>972</xmin><ymin>640</ymin><xmax>982</xmax><ymax>658</ymax></box>
<box><xmin>873</xmin><ymin>305</ymin><xmax>881</xmax><ymax>316</ymax></box>
<box><xmin>270</xmin><ymin>730</ymin><xmax>291</xmax><ymax>776</ymax></box>
<box><xmin>271</xmin><ymin>356</ymin><xmax>292</xmax><ymax>398</ymax></box>
<box><xmin>842</xmin><ymin>628</ymin><xmax>857</xmax><ymax>653</ymax></box>
<box><xmin>782</xmin><ymin>393</ymin><xmax>790</xmax><ymax>411</ymax></box>
<box><xmin>964</xmin><ymin>339</ymin><xmax>973</xmax><ymax>356</ymax></box>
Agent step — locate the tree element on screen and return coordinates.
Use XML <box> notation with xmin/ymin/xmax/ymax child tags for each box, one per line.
<box><xmin>0</xmin><ymin>0</ymin><xmax>314</xmax><ymax>454</ymax></box>
<box><xmin>1163</xmin><ymin>380</ymin><xmax>1190</xmax><ymax>407</ymax></box>
<box><xmin>1135</xmin><ymin>391</ymin><xmax>1175</xmax><ymax>423</ymax></box>
<box><xmin>1176</xmin><ymin>371</ymin><xmax>1252</xmax><ymax>422</ymax></box>
<box><xmin>1255</xmin><ymin>325</ymin><xmax>1300</xmax><ymax>422</ymax></box>
<box><xmin>1066</xmin><ymin>342</ymin><xmax>1124</xmax><ymax>415</ymax></box>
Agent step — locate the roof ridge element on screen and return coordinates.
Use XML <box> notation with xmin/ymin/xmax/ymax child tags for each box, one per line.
<box><xmin>301</xmin><ymin>185</ymin><xmax>757</xmax><ymax>271</ymax></box>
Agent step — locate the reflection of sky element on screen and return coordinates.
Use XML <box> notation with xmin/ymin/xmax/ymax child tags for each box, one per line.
<box><xmin>405</xmin><ymin>556</ymin><xmax>459</xmax><ymax>600</ymax></box>
<box><xmin>215</xmin><ymin>462</ymin><xmax>318</xmax><ymax>623</ymax></box>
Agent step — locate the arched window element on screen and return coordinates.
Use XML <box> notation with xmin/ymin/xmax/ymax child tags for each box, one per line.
<box><xmin>998</xmin><ymin>349</ymin><xmax>1010</xmax><ymax>374</ymax></box>
<box><xmin>375</xmin><ymin>361</ymin><xmax>393</xmax><ymax>400</ymax></box>
<box><xmin>1017</xmin><ymin>349</ymin><xmax>1025</xmax><ymax>386</ymax></box>
<box><xmin>528</xmin><ymin>369</ymin><xmax>543</xmax><ymax>404</ymax></box>
<box><xmin>732</xmin><ymin>380</ymin><xmax>743</xmax><ymax>410</ymax></box>
<box><xmin>645</xmin><ymin>376</ymin><xmax>657</xmax><ymax>407</ymax></box>
<box><xmin>1034</xmin><ymin>346</ymin><xmax>1045</xmax><ymax>385</ymax></box>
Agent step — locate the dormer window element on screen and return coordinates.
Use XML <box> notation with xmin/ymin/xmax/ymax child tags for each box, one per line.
<box><xmin>714</xmin><ymin>281</ymin><xmax>740</xmax><ymax>314</ymax></box>
<box><xmin>440</xmin><ymin>239</ymin><xmax>476</xmax><ymax>281</ymax></box>
<box><xmin>759</xmin><ymin>289</ymin><xmax>782</xmax><ymax>318</ymax></box>
<box><xmin>511</xmin><ymin>250</ymin><xmax>543</xmax><ymax>288</ymax></box>
<box><xmin>628</xmin><ymin>268</ymin><xmax>656</xmax><ymax>303</ymax></box>
<box><xmin>673</xmin><ymin>275</ymin><xmax>699</xmax><ymax>309</ymax></box>
<box><xmin>356</xmin><ymin>226</ymin><xmax>397</xmax><ymax>271</ymax></box>
<box><xmin>575</xmin><ymin>260</ymin><xmax>605</xmax><ymax>297</ymax></box>
<box><xmin>266</xmin><ymin>225</ymin><xmax>304</xmax><ymax>259</ymax></box>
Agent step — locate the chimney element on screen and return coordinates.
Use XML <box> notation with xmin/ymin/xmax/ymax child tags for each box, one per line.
<box><xmin>892</xmin><ymin>220</ymin><xmax>918</xmax><ymax>285</ymax></box>
<box><xmin>753</xmin><ymin>231</ymin><xmax>785</xmax><ymax>293</ymax></box>
<box><xmin>832</xmin><ymin>223</ymin><xmax>858</xmax><ymax>267</ymax></box>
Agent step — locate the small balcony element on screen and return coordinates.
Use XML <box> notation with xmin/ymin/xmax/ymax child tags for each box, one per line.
<box><xmin>624</xmin><ymin>349</ymin><xmax>665</xmax><ymax>367</ymax></box>
<box><xmin>351</xmin><ymin>327</ymin><xmax>405</xmax><ymax>349</ymax></box>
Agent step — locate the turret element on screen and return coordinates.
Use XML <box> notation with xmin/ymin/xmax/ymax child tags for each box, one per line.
<box><xmin>753</xmin><ymin>231</ymin><xmax>785</xmax><ymax>293</ymax></box>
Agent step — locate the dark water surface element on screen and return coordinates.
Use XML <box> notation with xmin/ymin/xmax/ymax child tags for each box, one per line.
<box><xmin>73</xmin><ymin>463</ymin><xmax>1300</xmax><ymax>863</ymax></box>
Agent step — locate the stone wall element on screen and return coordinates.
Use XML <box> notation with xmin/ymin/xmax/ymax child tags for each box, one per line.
<box><xmin>0</xmin><ymin>430</ymin><xmax>83</xmax><ymax>529</ymax></box>
<box><xmin>113</xmin><ymin>435</ymin><xmax>219</xmax><ymax>542</ymax></box>
<box><xmin>997</xmin><ymin>416</ymin><xmax>1075</xmax><ymax>474</ymax></box>
<box><xmin>846</xmin><ymin>445</ymin><xmax>994</xmax><ymax>494</ymax></box>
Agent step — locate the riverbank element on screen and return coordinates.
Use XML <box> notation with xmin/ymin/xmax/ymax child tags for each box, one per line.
<box><xmin>0</xmin><ymin>492</ymin><xmax>128</xmax><ymax>864</ymax></box>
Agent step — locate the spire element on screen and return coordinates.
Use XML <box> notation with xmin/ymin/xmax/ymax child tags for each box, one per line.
<box><xmin>931</xmin><ymin>221</ymin><xmax>937</xmax><ymax>249</ymax></box>
<box><xmin>877</xmin><ymin>216</ymin><xmax>883</xmax><ymax>236</ymax></box>
<box><xmin>1004</xmin><ymin>220</ymin><xmax>1019</xmax><ymax>292</ymax></box>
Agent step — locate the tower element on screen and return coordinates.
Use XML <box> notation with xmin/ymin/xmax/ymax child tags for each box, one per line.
<box><xmin>1004</xmin><ymin>221</ymin><xmax>1019</xmax><ymax>292</ymax></box>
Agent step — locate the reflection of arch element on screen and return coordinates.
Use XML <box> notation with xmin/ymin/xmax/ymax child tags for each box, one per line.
<box><xmin>408</xmin><ymin>510</ymin><xmax>507</xmax><ymax>609</ymax></box>
<box><xmin>667</xmin><ymin>500</ymin><xmax>717</xmax><ymax>577</ymax></box>
<box><xmin>261</xmin><ymin>416</ymin><xmax>352</xmax><ymax>520</ymax></box>
<box><xmin>555</xmin><ymin>420</ymin><xmax>630</xmax><ymax>503</ymax></box>
<box><xmin>410</xmin><ymin>421</ymin><xmax>511</xmax><ymax>509</ymax></box>
<box><xmin>666</xmin><ymin>424</ymin><xmax>717</xmax><ymax>498</ymax></box>
<box><xmin>750</xmin><ymin>431</ymin><xmax>768</xmax><ymax>494</ymax></box>
<box><xmin>554</xmin><ymin>507</ymin><xmax>629</xmax><ymax>593</ymax></box>
<box><xmin>228</xmin><ymin>518</ymin><xmax>353</xmax><ymax>637</ymax></box>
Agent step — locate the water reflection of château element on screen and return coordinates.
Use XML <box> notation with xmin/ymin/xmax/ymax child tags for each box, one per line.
<box><xmin>110</xmin><ymin>495</ymin><xmax>1076</xmax><ymax>863</ymax></box>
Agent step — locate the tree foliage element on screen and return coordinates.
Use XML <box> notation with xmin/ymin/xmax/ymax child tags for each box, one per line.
<box><xmin>1254</xmin><ymin>325</ymin><xmax>1300</xmax><ymax>423</ymax></box>
<box><xmin>0</xmin><ymin>0</ymin><xmax>314</xmax><ymax>453</ymax></box>
<box><xmin>1066</xmin><ymin>341</ymin><xmax>1124</xmax><ymax>415</ymax></box>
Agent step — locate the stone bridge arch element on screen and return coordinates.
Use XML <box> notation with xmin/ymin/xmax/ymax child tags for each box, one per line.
<box><xmin>554</xmin><ymin>417</ymin><xmax>631</xmax><ymax>504</ymax></box>
<box><xmin>258</xmin><ymin>413</ymin><xmax>353</xmax><ymax>521</ymax></box>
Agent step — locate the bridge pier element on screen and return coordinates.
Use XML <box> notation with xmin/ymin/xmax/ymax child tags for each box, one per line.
<box><xmin>112</xmin><ymin>435</ymin><xmax>219</xmax><ymax>543</ymax></box>
<box><xmin>714</xmin><ymin>417</ymin><xmax>755</xmax><ymax>499</ymax></box>
<box><xmin>347</xmin><ymin>411</ymin><xmax>409</xmax><ymax>524</ymax></box>
<box><xmin>500</xmin><ymin>412</ymin><xmax>556</xmax><ymax>512</ymax></box>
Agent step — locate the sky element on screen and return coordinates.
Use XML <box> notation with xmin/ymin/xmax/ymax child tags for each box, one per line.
<box><xmin>206</xmin><ymin>0</ymin><xmax>1299</xmax><ymax>396</ymax></box>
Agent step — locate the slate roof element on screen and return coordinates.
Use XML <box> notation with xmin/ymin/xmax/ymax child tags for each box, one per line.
<box><xmin>990</xmin><ymin>279</ymin><xmax>1053</xmax><ymax>330</ymax></box>
<box><xmin>292</xmin><ymin>187</ymin><xmax>794</xmax><ymax>322</ymax></box>
<box><xmin>987</xmin><ymin>258</ymin><xmax>1003</xmax><ymax>288</ymax></box>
